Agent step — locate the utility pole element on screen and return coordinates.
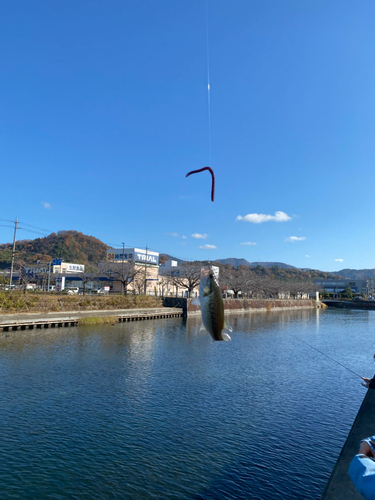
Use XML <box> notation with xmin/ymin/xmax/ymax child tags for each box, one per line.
<box><xmin>144</xmin><ymin>246</ymin><xmax>148</xmax><ymax>295</ymax></box>
<box><xmin>122</xmin><ymin>242</ymin><xmax>125</xmax><ymax>295</ymax></box>
<box><xmin>9</xmin><ymin>218</ymin><xmax>19</xmax><ymax>287</ymax></box>
<box><xmin>47</xmin><ymin>260</ymin><xmax>51</xmax><ymax>292</ymax></box>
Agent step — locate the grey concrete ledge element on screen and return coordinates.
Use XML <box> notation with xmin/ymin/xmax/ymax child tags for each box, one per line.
<box><xmin>0</xmin><ymin>307</ymin><xmax>183</xmax><ymax>325</ymax></box>
<box><xmin>186</xmin><ymin>305</ymin><xmax>316</xmax><ymax>316</ymax></box>
<box><xmin>322</xmin><ymin>389</ymin><xmax>375</xmax><ymax>499</ymax></box>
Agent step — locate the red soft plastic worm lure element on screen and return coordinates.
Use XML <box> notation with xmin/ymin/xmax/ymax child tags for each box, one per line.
<box><xmin>186</xmin><ymin>166</ymin><xmax>215</xmax><ymax>202</ymax></box>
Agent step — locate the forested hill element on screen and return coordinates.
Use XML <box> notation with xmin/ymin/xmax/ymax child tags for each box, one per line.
<box><xmin>0</xmin><ymin>230</ymin><xmax>109</xmax><ymax>269</ymax></box>
<box><xmin>159</xmin><ymin>254</ymin><xmax>340</xmax><ymax>281</ymax></box>
<box><xmin>217</xmin><ymin>263</ymin><xmax>340</xmax><ymax>281</ymax></box>
<box><xmin>331</xmin><ymin>268</ymin><xmax>375</xmax><ymax>279</ymax></box>
<box><xmin>214</xmin><ymin>258</ymin><xmax>296</xmax><ymax>269</ymax></box>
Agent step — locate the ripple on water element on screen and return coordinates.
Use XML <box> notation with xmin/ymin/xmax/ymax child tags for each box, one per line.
<box><xmin>0</xmin><ymin>308</ymin><xmax>372</xmax><ymax>499</ymax></box>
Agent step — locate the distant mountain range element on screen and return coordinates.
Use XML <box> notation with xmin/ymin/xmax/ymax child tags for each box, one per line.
<box><xmin>331</xmin><ymin>269</ymin><xmax>375</xmax><ymax>279</ymax></box>
<box><xmin>160</xmin><ymin>255</ymin><xmax>375</xmax><ymax>279</ymax></box>
<box><xmin>160</xmin><ymin>255</ymin><xmax>297</xmax><ymax>270</ymax></box>
<box><xmin>214</xmin><ymin>258</ymin><xmax>297</xmax><ymax>269</ymax></box>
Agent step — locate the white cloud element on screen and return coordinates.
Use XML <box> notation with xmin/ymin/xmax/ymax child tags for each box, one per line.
<box><xmin>165</xmin><ymin>232</ymin><xmax>179</xmax><ymax>237</ymax></box>
<box><xmin>305</xmin><ymin>255</ymin><xmax>310</xmax><ymax>258</ymax></box>
<box><xmin>42</xmin><ymin>201</ymin><xmax>51</xmax><ymax>209</ymax></box>
<box><xmin>284</xmin><ymin>236</ymin><xmax>306</xmax><ymax>243</ymax></box>
<box><xmin>182</xmin><ymin>235</ymin><xmax>187</xmax><ymax>239</ymax></box>
<box><xmin>236</xmin><ymin>211</ymin><xmax>291</xmax><ymax>224</ymax></box>
<box><xmin>199</xmin><ymin>244</ymin><xmax>217</xmax><ymax>250</ymax></box>
<box><xmin>192</xmin><ymin>233</ymin><xmax>207</xmax><ymax>239</ymax></box>
<box><xmin>181</xmin><ymin>242</ymin><xmax>187</xmax><ymax>245</ymax></box>
<box><xmin>240</xmin><ymin>242</ymin><xmax>256</xmax><ymax>246</ymax></box>
<box><xmin>334</xmin><ymin>258</ymin><xmax>344</xmax><ymax>262</ymax></box>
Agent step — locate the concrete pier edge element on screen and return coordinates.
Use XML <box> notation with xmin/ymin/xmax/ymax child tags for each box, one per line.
<box><xmin>0</xmin><ymin>307</ymin><xmax>183</xmax><ymax>331</ymax></box>
<box><xmin>322</xmin><ymin>389</ymin><xmax>375</xmax><ymax>499</ymax></box>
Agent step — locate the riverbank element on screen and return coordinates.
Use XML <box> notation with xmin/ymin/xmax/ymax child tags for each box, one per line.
<box><xmin>163</xmin><ymin>297</ymin><xmax>319</xmax><ymax>317</ymax></box>
<box><xmin>0</xmin><ymin>307</ymin><xmax>183</xmax><ymax>332</ymax></box>
<box><xmin>0</xmin><ymin>293</ymin><xmax>320</xmax><ymax>317</ymax></box>
<box><xmin>323</xmin><ymin>299</ymin><xmax>375</xmax><ymax>311</ymax></box>
<box><xmin>0</xmin><ymin>291</ymin><xmax>162</xmax><ymax>314</ymax></box>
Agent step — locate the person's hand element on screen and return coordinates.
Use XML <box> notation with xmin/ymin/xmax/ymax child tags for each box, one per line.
<box><xmin>359</xmin><ymin>441</ymin><xmax>375</xmax><ymax>458</ymax></box>
<box><xmin>361</xmin><ymin>377</ymin><xmax>371</xmax><ymax>388</ymax></box>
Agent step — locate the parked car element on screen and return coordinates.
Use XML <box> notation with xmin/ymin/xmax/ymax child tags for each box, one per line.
<box><xmin>66</xmin><ymin>287</ymin><xmax>80</xmax><ymax>295</ymax></box>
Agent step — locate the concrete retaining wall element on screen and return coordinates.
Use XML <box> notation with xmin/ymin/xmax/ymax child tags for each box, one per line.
<box><xmin>163</xmin><ymin>297</ymin><xmax>315</xmax><ymax>317</ymax></box>
<box><xmin>0</xmin><ymin>307</ymin><xmax>184</xmax><ymax>332</ymax></box>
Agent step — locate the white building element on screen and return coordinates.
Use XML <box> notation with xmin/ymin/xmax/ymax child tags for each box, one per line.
<box><xmin>106</xmin><ymin>248</ymin><xmax>159</xmax><ymax>266</ymax></box>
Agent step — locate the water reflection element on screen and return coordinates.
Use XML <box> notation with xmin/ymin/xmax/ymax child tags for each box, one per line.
<box><xmin>0</xmin><ymin>309</ymin><xmax>374</xmax><ymax>499</ymax></box>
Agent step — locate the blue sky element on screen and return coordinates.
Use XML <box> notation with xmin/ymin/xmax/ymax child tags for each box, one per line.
<box><xmin>1</xmin><ymin>0</ymin><xmax>375</xmax><ymax>271</ymax></box>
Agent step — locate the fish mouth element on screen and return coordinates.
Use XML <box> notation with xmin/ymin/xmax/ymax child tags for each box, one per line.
<box><xmin>200</xmin><ymin>266</ymin><xmax>213</xmax><ymax>278</ymax></box>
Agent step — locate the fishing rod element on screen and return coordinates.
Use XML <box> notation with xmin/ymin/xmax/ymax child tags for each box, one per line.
<box><xmin>292</xmin><ymin>335</ymin><xmax>363</xmax><ymax>379</ymax></box>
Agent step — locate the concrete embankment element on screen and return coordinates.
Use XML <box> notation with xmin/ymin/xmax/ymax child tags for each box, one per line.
<box><xmin>322</xmin><ymin>389</ymin><xmax>375</xmax><ymax>500</ymax></box>
<box><xmin>323</xmin><ymin>300</ymin><xmax>375</xmax><ymax>311</ymax></box>
<box><xmin>0</xmin><ymin>307</ymin><xmax>183</xmax><ymax>332</ymax></box>
<box><xmin>163</xmin><ymin>297</ymin><xmax>317</xmax><ymax>317</ymax></box>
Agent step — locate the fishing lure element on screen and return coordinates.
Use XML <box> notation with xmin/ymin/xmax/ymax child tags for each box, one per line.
<box><xmin>186</xmin><ymin>166</ymin><xmax>215</xmax><ymax>202</ymax></box>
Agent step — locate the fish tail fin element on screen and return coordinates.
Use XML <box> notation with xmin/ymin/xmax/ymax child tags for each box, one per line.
<box><xmin>224</xmin><ymin>320</ymin><xmax>233</xmax><ymax>333</ymax></box>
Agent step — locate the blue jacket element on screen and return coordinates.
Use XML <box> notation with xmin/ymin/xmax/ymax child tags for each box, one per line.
<box><xmin>349</xmin><ymin>437</ymin><xmax>375</xmax><ymax>500</ymax></box>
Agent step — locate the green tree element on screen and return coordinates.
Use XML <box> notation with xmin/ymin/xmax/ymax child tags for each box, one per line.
<box><xmin>342</xmin><ymin>284</ymin><xmax>353</xmax><ymax>300</ymax></box>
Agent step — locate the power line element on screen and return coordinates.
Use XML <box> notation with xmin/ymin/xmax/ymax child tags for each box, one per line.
<box><xmin>19</xmin><ymin>222</ymin><xmax>52</xmax><ymax>233</ymax></box>
<box><xmin>19</xmin><ymin>228</ymin><xmax>50</xmax><ymax>237</ymax></box>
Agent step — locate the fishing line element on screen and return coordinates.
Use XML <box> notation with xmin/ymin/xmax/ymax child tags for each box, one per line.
<box><xmin>292</xmin><ymin>335</ymin><xmax>363</xmax><ymax>379</ymax></box>
<box><xmin>205</xmin><ymin>0</ymin><xmax>211</xmax><ymax>166</ymax></box>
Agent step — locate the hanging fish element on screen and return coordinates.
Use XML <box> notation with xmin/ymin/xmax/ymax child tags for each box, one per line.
<box><xmin>193</xmin><ymin>266</ymin><xmax>231</xmax><ymax>341</ymax></box>
<box><xmin>186</xmin><ymin>166</ymin><xmax>215</xmax><ymax>202</ymax></box>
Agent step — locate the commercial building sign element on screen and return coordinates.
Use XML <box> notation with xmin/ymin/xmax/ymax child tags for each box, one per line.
<box><xmin>25</xmin><ymin>266</ymin><xmax>49</xmax><ymax>275</ymax></box>
<box><xmin>66</xmin><ymin>264</ymin><xmax>84</xmax><ymax>272</ymax></box>
<box><xmin>52</xmin><ymin>263</ymin><xmax>85</xmax><ymax>273</ymax></box>
<box><xmin>107</xmin><ymin>247</ymin><xmax>159</xmax><ymax>265</ymax></box>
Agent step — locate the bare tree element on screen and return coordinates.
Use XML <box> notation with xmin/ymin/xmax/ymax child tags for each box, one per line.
<box><xmin>220</xmin><ymin>266</ymin><xmax>250</xmax><ymax>298</ymax></box>
<box><xmin>131</xmin><ymin>274</ymin><xmax>144</xmax><ymax>294</ymax></box>
<box><xmin>101</xmin><ymin>261</ymin><xmax>143</xmax><ymax>295</ymax></box>
<box><xmin>170</xmin><ymin>261</ymin><xmax>202</xmax><ymax>298</ymax></box>
<box><xmin>19</xmin><ymin>261</ymin><xmax>38</xmax><ymax>292</ymax></box>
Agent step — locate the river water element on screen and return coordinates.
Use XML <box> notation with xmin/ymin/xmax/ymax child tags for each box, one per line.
<box><xmin>0</xmin><ymin>308</ymin><xmax>374</xmax><ymax>500</ymax></box>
